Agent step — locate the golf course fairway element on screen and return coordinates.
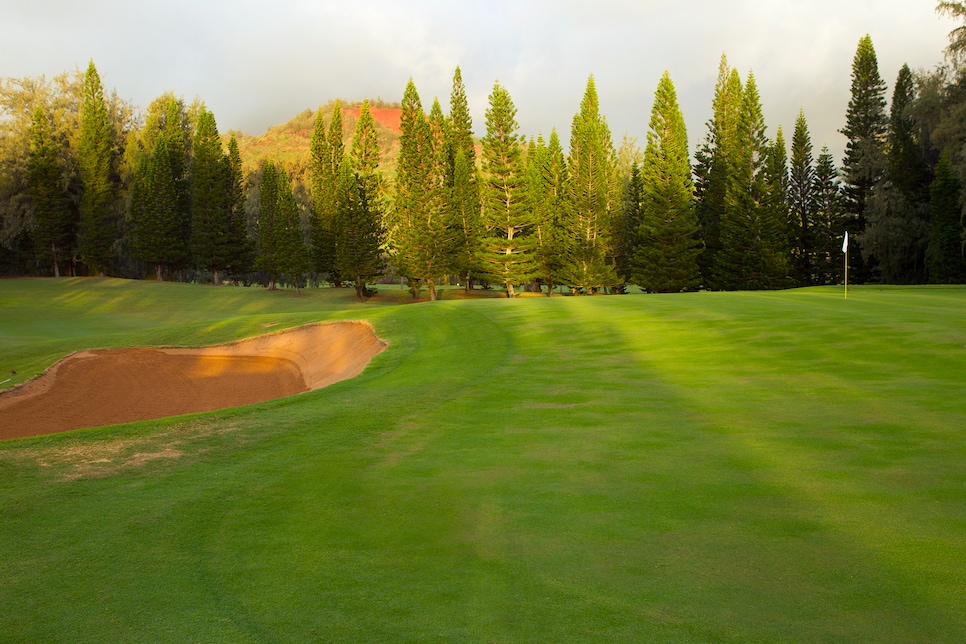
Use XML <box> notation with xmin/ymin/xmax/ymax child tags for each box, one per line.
<box><xmin>0</xmin><ymin>278</ymin><xmax>964</xmax><ymax>642</ymax></box>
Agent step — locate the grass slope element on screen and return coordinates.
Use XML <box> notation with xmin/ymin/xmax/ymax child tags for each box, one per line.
<box><xmin>1</xmin><ymin>279</ymin><xmax>965</xmax><ymax>642</ymax></box>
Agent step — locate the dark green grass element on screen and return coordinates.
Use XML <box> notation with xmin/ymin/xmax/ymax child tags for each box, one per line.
<box><xmin>1</xmin><ymin>279</ymin><xmax>965</xmax><ymax>642</ymax></box>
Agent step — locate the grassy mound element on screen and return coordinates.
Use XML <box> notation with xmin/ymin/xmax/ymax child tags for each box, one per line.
<box><xmin>1</xmin><ymin>279</ymin><xmax>965</xmax><ymax>642</ymax></box>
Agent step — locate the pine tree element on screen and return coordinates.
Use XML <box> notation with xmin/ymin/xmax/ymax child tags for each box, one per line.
<box><xmin>310</xmin><ymin>102</ymin><xmax>344</xmax><ymax>284</ymax></box>
<box><xmin>28</xmin><ymin>106</ymin><xmax>71</xmax><ymax>276</ymax></box>
<box><xmin>716</xmin><ymin>71</ymin><xmax>786</xmax><ymax>289</ymax></box>
<box><xmin>131</xmin><ymin>133</ymin><xmax>179</xmax><ymax>280</ymax></box>
<box><xmin>620</xmin><ymin>162</ymin><xmax>644</xmax><ymax>282</ymax></box>
<box><xmin>629</xmin><ymin>71</ymin><xmax>702</xmax><ymax>293</ymax></box>
<box><xmin>447</xmin><ymin>66</ymin><xmax>477</xmax><ymax>174</ymax></box>
<box><xmin>275</xmin><ymin>168</ymin><xmax>311</xmax><ymax>294</ymax></box>
<box><xmin>162</xmin><ymin>96</ymin><xmax>191</xmax><ymax>274</ymax></box>
<box><xmin>928</xmin><ymin>151</ymin><xmax>966</xmax><ymax>282</ymax></box>
<box><xmin>841</xmin><ymin>34</ymin><xmax>888</xmax><ymax>283</ymax></box>
<box><xmin>481</xmin><ymin>80</ymin><xmax>534</xmax><ymax>297</ymax></box>
<box><xmin>225</xmin><ymin>134</ymin><xmax>254</xmax><ymax>283</ymax></box>
<box><xmin>190</xmin><ymin>108</ymin><xmax>230</xmax><ymax>284</ymax></box>
<box><xmin>255</xmin><ymin>160</ymin><xmax>280</xmax><ymax>288</ymax></box>
<box><xmin>764</xmin><ymin>125</ymin><xmax>792</xmax><ymax>281</ymax></box>
<box><xmin>694</xmin><ymin>55</ymin><xmax>743</xmax><ymax>288</ymax></box>
<box><xmin>335</xmin><ymin>163</ymin><xmax>386</xmax><ymax>301</ymax></box>
<box><xmin>338</xmin><ymin>99</ymin><xmax>387</xmax><ymax>300</ymax></box>
<box><xmin>393</xmin><ymin>80</ymin><xmax>453</xmax><ymax>300</ymax></box>
<box><xmin>812</xmin><ymin>147</ymin><xmax>845</xmax><ymax>284</ymax></box>
<box><xmin>447</xmin><ymin>66</ymin><xmax>484</xmax><ymax>291</ymax></box>
<box><xmin>527</xmin><ymin>129</ymin><xmax>571</xmax><ymax>295</ymax></box>
<box><xmin>77</xmin><ymin>60</ymin><xmax>115</xmax><ymax>275</ymax></box>
<box><xmin>789</xmin><ymin>110</ymin><xmax>815</xmax><ymax>284</ymax></box>
<box><xmin>563</xmin><ymin>76</ymin><xmax>622</xmax><ymax>293</ymax></box>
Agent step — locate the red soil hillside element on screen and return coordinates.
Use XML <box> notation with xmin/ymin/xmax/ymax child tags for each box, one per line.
<box><xmin>343</xmin><ymin>106</ymin><xmax>402</xmax><ymax>134</ymax></box>
<box><xmin>226</xmin><ymin>100</ymin><xmax>403</xmax><ymax>175</ymax></box>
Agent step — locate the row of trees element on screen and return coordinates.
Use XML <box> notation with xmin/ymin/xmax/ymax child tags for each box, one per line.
<box><xmin>3</xmin><ymin>4</ymin><xmax>966</xmax><ymax>292</ymax></box>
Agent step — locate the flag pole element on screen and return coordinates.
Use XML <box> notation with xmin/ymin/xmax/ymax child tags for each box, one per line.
<box><xmin>842</xmin><ymin>231</ymin><xmax>849</xmax><ymax>300</ymax></box>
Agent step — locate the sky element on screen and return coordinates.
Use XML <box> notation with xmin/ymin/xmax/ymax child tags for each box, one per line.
<box><xmin>0</xmin><ymin>0</ymin><xmax>956</xmax><ymax>161</ymax></box>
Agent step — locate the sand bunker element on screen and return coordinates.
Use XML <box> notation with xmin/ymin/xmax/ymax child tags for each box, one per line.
<box><xmin>0</xmin><ymin>321</ymin><xmax>386</xmax><ymax>440</ymax></box>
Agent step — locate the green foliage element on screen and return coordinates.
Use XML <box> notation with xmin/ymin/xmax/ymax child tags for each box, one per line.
<box><xmin>694</xmin><ymin>55</ymin><xmax>743</xmax><ymax>287</ymax></box>
<box><xmin>28</xmin><ymin>106</ymin><xmax>72</xmax><ymax>276</ymax></box>
<box><xmin>629</xmin><ymin>71</ymin><xmax>702</xmax><ymax>293</ymax></box>
<box><xmin>526</xmin><ymin>130</ymin><xmax>571</xmax><ymax>294</ymax></box>
<box><xmin>811</xmin><ymin>147</ymin><xmax>846</xmax><ymax>284</ymax></box>
<box><xmin>446</xmin><ymin>67</ymin><xmax>484</xmax><ymax>290</ymax></box>
<box><xmin>334</xmin><ymin>163</ymin><xmax>386</xmax><ymax>301</ymax></box>
<box><xmin>928</xmin><ymin>152</ymin><xmax>966</xmax><ymax>281</ymax></box>
<box><xmin>789</xmin><ymin>110</ymin><xmax>815</xmax><ymax>284</ymax></box>
<box><xmin>274</xmin><ymin>168</ymin><xmax>311</xmax><ymax>293</ymax></box>
<box><xmin>618</xmin><ymin>161</ymin><xmax>644</xmax><ymax>281</ymax></box>
<box><xmin>254</xmin><ymin>160</ymin><xmax>280</xmax><ymax>285</ymax></box>
<box><xmin>190</xmin><ymin>109</ymin><xmax>230</xmax><ymax>283</ymax></box>
<box><xmin>77</xmin><ymin>61</ymin><xmax>116</xmax><ymax>275</ymax></box>
<box><xmin>841</xmin><ymin>35</ymin><xmax>888</xmax><ymax>282</ymax></box>
<box><xmin>482</xmin><ymin>81</ymin><xmax>534</xmax><ymax>297</ymax></box>
<box><xmin>393</xmin><ymin>80</ymin><xmax>454</xmax><ymax>301</ymax></box>
<box><xmin>716</xmin><ymin>72</ymin><xmax>789</xmax><ymax>289</ymax></box>
<box><xmin>310</xmin><ymin>101</ymin><xmax>344</xmax><ymax>284</ymax></box>
<box><xmin>225</xmin><ymin>134</ymin><xmax>255</xmax><ymax>282</ymax></box>
<box><xmin>131</xmin><ymin>133</ymin><xmax>181</xmax><ymax>280</ymax></box>
<box><xmin>562</xmin><ymin>76</ymin><xmax>622</xmax><ymax>292</ymax></box>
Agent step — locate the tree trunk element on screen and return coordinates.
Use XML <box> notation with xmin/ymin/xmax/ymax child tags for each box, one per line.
<box><xmin>506</xmin><ymin>283</ymin><xmax>515</xmax><ymax>298</ymax></box>
<box><xmin>213</xmin><ymin>269</ymin><xmax>220</xmax><ymax>286</ymax></box>
<box><xmin>428</xmin><ymin>279</ymin><xmax>437</xmax><ymax>301</ymax></box>
<box><xmin>156</xmin><ymin>264</ymin><xmax>163</xmax><ymax>281</ymax></box>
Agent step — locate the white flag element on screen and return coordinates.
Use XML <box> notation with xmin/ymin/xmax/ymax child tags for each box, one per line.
<box><xmin>842</xmin><ymin>231</ymin><xmax>849</xmax><ymax>253</ymax></box>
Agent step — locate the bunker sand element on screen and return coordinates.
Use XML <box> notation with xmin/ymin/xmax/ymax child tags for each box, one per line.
<box><xmin>0</xmin><ymin>321</ymin><xmax>386</xmax><ymax>440</ymax></box>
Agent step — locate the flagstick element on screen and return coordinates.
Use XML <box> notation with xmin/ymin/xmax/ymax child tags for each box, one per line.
<box><xmin>844</xmin><ymin>247</ymin><xmax>848</xmax><ymax>300</ymax></box>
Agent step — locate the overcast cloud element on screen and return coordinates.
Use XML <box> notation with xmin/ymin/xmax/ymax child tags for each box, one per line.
<box><xmin>0</xmin><ymin>0</ymin><xmax>955</xmax><ymax>159</ymax></box>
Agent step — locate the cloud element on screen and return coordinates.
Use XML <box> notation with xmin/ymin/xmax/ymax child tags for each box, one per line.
<box><xmin>0</xmin><ymin>0</ymin><xmax>955</xmax><ymax>160</ymax></box>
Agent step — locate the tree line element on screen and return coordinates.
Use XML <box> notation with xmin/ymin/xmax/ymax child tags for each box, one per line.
<box><xmin>3</xmin><ymin>7</ymin><xmax>966</xmax><ymax>295</ymax></box>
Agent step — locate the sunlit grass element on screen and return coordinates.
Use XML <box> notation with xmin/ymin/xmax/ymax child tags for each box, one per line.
<box><xmin>1</xmin><ymin>279</ymin><xmax>965</xmax><ymax>642</ymax></box>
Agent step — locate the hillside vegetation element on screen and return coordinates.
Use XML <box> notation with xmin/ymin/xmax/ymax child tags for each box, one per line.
<box><xmin>226</xmin><ymin>99</ymin><xmax>404</xmax><ymax>174</ymax></box>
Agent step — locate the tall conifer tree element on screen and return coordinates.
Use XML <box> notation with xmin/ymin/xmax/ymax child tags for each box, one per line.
<box><xmin>225</xmin><ymin>134</ymin><xmax>254</xmax><ymax>283</ymax></box>
<box><xmin>335</xmin><ymin>162</ymin><xmax>385</xmax><ymax>301</ymax></box>
<box><xmin>789</xmin><ymin>110</ymin><xmax>815</xmax><ymax>284</ymax></box>
<box><xmin>928</xmin><ymin>151</ymin><xmax>966</xmax><ymax>282</ymax></box>
<box><xmin>28</xmin><ymin>106</ymin><xmax>71</xmax><ymax>276</ymax></box>
<box><xmin>393</xmin><ymin>80</ymin><xmax>451</xmax><ymax>300</ymax></box>
<box><xmin>812</xmin><ymin>147</ymin><xmax>845</xmax><ymax>284</ymax></box>
<box><xmin>447</xmin><ymin>66</ymin><xmax>484</xmax><ymax>291</ymax></box>
<box><xmin>841</xmin><ymin>34</ymin><xmax>888</xmax><ymax>283</ymax></box>
<box><xmin>694</xmin><ymin>55</ymin><xmax>743</xmax><ymax>288</ymax></box>
<box><xmin>77</xmin><ymin>60</ymin><xmax>115</xmax><ymax>275</ymax></box>
<box><xmin>868</xmin><ymin>63</ymin><xmax>930</xmax><ymax>283</ymax></box>
<box><xmin>190</xmin><ymin>108</ymin><xmax>230</xmax><ymax>284</ymax></box>
<box><xmin>527</xmin><ymin>129</ymin><xmax>570</xmax><ymax>295</ymax></box>
<box><xmin>275</xmin><ymin>168</ymin><xmax>310</xmax><ymax>294</ymax></box>
<box><xmin>481</xmin><ymin>81</ymin><xmax>534</xmax><ymax>297</ymax></box>
<box><xmin>255</xmin><ymin>160</ymin><xmax>280</xmax><ymax>288</ymax></box>
<box><xmin>310</xmin><ymin>101</ymin><xmax>344</xmax><ymax>284</ymax></box>
<box><xmin>715</xmin><ymin>71</ymin><xmax>780</xmax><ymax>289</ymax></box>
<box><xmin>629</xmin><ymin>71</ymin><xmax>702</xmax><ymax>292</ymax></box>
<box><xmin>563</xmin><ymin>76</ymin><xmax>622</xmax><ymax>292</ymax></box>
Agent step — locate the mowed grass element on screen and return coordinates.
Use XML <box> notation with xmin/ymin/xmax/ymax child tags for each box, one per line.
<box><xmin>1</xmin><ymin>278</ymin><xmax>965</xmax><ymax>642</ymax></box>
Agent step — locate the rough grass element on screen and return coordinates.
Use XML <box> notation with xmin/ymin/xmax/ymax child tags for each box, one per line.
<box><xmin>1</xmin><ymin>279</ymin><xmax>965</xmax><ymax>642</ymax></box>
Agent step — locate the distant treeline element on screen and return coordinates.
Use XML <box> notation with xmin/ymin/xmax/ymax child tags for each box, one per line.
<box><xmin>2</xmin><ymin>18</ymin><xmax>966</xmax><ymax>294</ymax></box>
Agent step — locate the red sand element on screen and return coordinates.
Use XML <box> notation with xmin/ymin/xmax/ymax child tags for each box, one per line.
<box><xmin>0</xmin><ymin>322</ymin><xmax>386</xmax><ymax>440</ymax></box>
